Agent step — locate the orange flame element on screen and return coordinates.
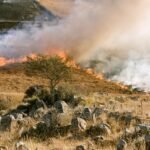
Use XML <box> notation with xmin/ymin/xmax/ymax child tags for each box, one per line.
<box><xmin>0</xmin><ymin>53</ymin><xmax>37</xmax><ymax>67</ymax></box>
<box><xmin>85</xmin><ymin>68</ymin><xmax>104</xmax><ymax>80</ymax></box>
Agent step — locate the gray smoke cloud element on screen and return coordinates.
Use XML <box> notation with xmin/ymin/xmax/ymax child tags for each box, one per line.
<box><xmin>0</xmin><ymin>0</ymin><xmax>150</xmax><ymax>90</ymax></box>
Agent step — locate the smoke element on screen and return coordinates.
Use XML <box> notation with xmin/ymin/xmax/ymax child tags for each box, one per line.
<box><xmin>1</xmin><ymin>0</ymin><xmax>150</xmax><ymax>90</ymax></box>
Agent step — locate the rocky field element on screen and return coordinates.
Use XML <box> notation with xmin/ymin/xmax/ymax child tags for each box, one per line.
<box><xmin>0</xmin><ymin>1</ymin><xmax>149</xmax><ymax>150</ymax></box>
<box><xmin>0</xmin><ymin>64</ymin><xmax>149</xmax><ymax>150</ymax></box>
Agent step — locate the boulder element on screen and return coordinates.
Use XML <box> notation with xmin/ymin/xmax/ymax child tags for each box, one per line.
<box><xmin>108</xmin><ymin>112</ymin><xmax>120</xmax><ymax>120</ymax></box>
<box><xmin>145</xmin><ymin>135</ymin><xmax>150</xmax><ymax>150</ymax></box>
<box><xmin>15</xmin><ymin>141</ymin><xmax>29</xmax><ymax>150</ymax></box>
<box><xmin>54</xmin><ymin>101</ymin><xmax>69</xmax><ymax>113</ymax></box>
<box><xmin>57</xmin><ymin>112</ymin><xmax>72</xmax><ymax>127</ymax></box>
<box><xmin>0</xmin><ymin>115</ymin><xmax>15</xmax><ymax>131</ymax></box>
<box><xmin>97</xmin><ymin>123</ymin><xmax>111</xmax><ymax>135</ymax></box>
<box><xmin>13</xmin><ymin>113</ymin><xmax>24</xmax><ymax>120</ymax></box>
<box><xmin>87</xmin><ymin>123</ymin><xmax>111</xmax><ymax>137</ymax></box>
<box><xmin>93</xmin><ymin>135</ymin><xmax>104</xmax><ymax>143</ymax></box>
<box><xmin>116</xmin><ymin>139</ymin><xmax>127</xmax><ymax>150</ymax></box>
<box><xmin>30</xmin><ymin>108</ymin><xmax>47</xmax><ymax>119</ymax></box>
<box><xmin>136</xmin><ymin>124</ymin><xmax>150</xmax><ymax>134</ymax></box>
<box><xmin>92</xmin><ymin>107</ymin><xmax>103</xmax><ymax>118</ymax></box>
<box><xmin>35</xmin><ymin>99</ymin><xmax>47</xmax><ymax>109</ymax></box>
<box><xmin>81</xmin><ymin>108</ymin><xmax>92</xmax><ymax>120</ymax></box>
<box><xmin>71</xmin><ymin>117</ymin><xmax>87</xmax><ymax>132</ymax></box>
<box><xmin>76</xmin><ymin>145</ymin><xmax>85</xmax><ymax>150</ymax></box>
<box><xmin>120</xmin><ymin>114</ymin><xmax>133</xmax><ymax>126</ymax></box>
<box><xmin>29</xmin><ymin>99</ymin><xmax>47</xmax><ymax>118</ymax></box>
<box><xmin>42</xmin><ymin>111</ymin><xmax>58</xmax><ymax>128</ymax></box>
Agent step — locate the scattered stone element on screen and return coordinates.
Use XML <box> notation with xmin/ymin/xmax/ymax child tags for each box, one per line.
<box><xmin>93</xmin><ymin>136</ymin><xmax>104</xmax><ymax>144</ymax></box>
<box><xmin>97</xmin><ymin>123</ymin><xmax>111</xmax><ymax>135</ymax></box>
<box><xmin>81</xmin><ymin>107</ymin><xmax>92</xmax><ymax>120</ymax></box>
<box><xmin>42</xmin><ymin>111</ymin><xmax>57</xmax><ymax>127</ymax></box>
<box><xmin>116</xmin><ymin>139</ymin><xmax>127</xmax><ymax>150</ymax></box>
<box><xmin>57</xmin><ymin>112</ymin><xmax>72</xmax><ymax>127</ymax></box>
<box><xmin>92</xmin><ymin>107</ymin><xmax>103</xmax><ymax>118</ymax></box>
<box><xmin>71</xmin><ymin>117</ymin><xmax>87</xmax><ymax>132</ymax></box>
<box><xmin>136</xmin><ymin>124</ymin><xmax>150</xmax><ymax>134</ymax></box>
<box><xmin>0</xmin><ymin>115</ymin><xmax>15</xmax><ymax>131</ymax></box>
<box><xmin>87</xmin><ymin>123</ymin><xmax>111</xmax><ymax>137</ymax></box>
<box><xmin>13</xmin><ymin>113</ymin><xmax>24</xmax><ymax>120</ymax></box>
<box><xmin>30</xmin><ymin>107</ymin><xmax>47</xmax><ymax>119</ymax></box>
<box><xmin>15</xmin><ymin>141</ymin><xmax>29</xmax><ymax>150</ymax></box>
<box><xmin>122</xmin><ymin>114</ymin><xmax>134</xmax><ymax>126</ymax></box>
<box><xmin>35</xmin><ymin>99</ymin><xmax>47</xmax><ymax>109</ymax></box>
<box><xmin>145</xmin><ymin>135</ymin><xmax>150</xmax><ymax>150</ymax></box>
<box><xmin>54</xmin><ymin>101</ymin><xmax>69</xmax><ymax>113</ymax></box>
<box><xmin>15</xmin><ymin>103</ymin><xmax>30</xmax><ymax>114</ymax></box>
<box><xmin>76</xmin><ymin>145</ymin><xmax>85</xmax><ymax>150</ymax></box>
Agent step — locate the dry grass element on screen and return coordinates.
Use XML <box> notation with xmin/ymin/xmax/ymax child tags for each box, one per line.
<box><xmin>0</xmin><ymin>64</ymin><xmax>149</xmax><ymax>149</ymax></box>
<box><xmin>0</xmin><ymin>64</ymin><xmax>132</xmax><ymax>94</ymax></box>
<box><xmin>0</xmin><ymin>93</ymin><xmax>24</xmax><ymax>112</ymax></box>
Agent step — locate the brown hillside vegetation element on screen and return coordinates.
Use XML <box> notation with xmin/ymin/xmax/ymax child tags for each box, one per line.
<box><xmin>0</xmin><ymin>63</ymin><xmax>131</xmax><ymax>94</ymax></box>
<box><xmin>0</xmin><ymin>62</ymin><xmax>149</xmax><ymax>150</ymax></box>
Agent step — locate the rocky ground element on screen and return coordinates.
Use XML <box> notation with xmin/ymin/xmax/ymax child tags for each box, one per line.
<box><xmin>0</xmin><ymin>73</ymin><xmax>149</xmax><ymax>149</ymax></box>
<box><xmin>0</xmin><ymin>1</ymin><xmax>149</xmax><ymax>150</ymax></box>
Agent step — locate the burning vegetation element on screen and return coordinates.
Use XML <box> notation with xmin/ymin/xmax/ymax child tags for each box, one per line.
<box><xmin>0</xmin><ymin>0</ymin><xmax>150</xmax><ymax>149</ymax></box>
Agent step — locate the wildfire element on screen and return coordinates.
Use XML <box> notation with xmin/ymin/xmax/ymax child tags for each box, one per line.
<box><xmin>0</xmin><ymin>50</ymin><xmax>104</xmax><ymax>80</ymax></box>
<box><xmin>0</xmin><ymin>50</ymin><xmax>130</xmax><ymax>91</ymax></box>
<box><xmin>85</xmin><ymin>68</ymin><xmax>104</xmax><ymax>80</ymax></box>
<box><xmin>0</xmin><ymin>53</ymin><xmax>37</xmax><ymax>67</ymax></box>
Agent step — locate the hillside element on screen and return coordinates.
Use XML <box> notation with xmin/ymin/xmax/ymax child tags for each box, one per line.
<box><xmin>0</xmin><ymin>63</ymin><xmax>131</xmax><ymax>94</ymax></box>
<box><xmin>0</xmin><ymin>62</ymin><xmax>149</xmax><ymax>150</ymax></box>
<box><xmin>0</xmin><ymin>0</ymin><xmax>56</xmax><ymax>30</ymax></box>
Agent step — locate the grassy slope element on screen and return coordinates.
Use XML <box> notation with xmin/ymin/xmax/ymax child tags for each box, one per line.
<box><xmin>0</xmin><ymin>63</ymin><xmax>132</xmax><ymax>94</ymax></box>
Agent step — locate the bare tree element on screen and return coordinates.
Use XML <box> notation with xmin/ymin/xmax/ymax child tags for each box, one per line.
<box><xmin>25</xmin><ymin>55</ymin><xmax>72</xmax><ymax>102</ymax></box>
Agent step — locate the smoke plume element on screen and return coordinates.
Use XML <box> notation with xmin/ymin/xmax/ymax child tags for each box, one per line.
<box><xmin>1</xmin><ymin>0</ymin><xmax>150</xmax><ymax>90</ymax></box>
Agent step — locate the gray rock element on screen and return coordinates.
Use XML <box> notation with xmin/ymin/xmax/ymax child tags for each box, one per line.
<box><xmin>0</xmin><ymin>115</ymin><xmax>15</xmax><ymax>131</ymax></box>
<box><xmin>145</xmin><ymin>135</ymin><xmax>150</xmax><ymax>150</ymax></box>
<box><xmin>93</xmin><ymin>136</ymin><xmax>104</xmax><ymax>144</ymax></box>
<box><xmin>35</xmin><ymin>99</ymin><xmax>47</xmax><ymax>109</ymax></box>
<box><xmin>42</xmin><ymin>111</ymin><xmax>57</xmax><ymax>127</ymax></box>
<box><xmin>30</xmin><ymin>107</ymin><xmax>47</xmax><ymax>119</ymax></box>
<box><xmin>92</xmin><ymin>107</ymin><xmax>103</xmax><ymax>117</ymax></box>
<box><xmin>15</xmin><ymin>141</ymin><xmax>29</xmax><ymax>150</ymax></box>
<box><xmin>76</xmin><ymin>145</ymin><xmax>85</xmax><ymax>150</ymax></box>
<box><xmin>98</xmin><ymin>123</ymin><xmax>111</xmax><ymax>135</ymax></box>
<box><xmin>54</xmin><ymin>101</ymin><xmax>69</xmax><ymax>113</ymax></box>
<box><xmin>57</xmin><ymin>112</ymin><xmax>72</xmax><ymax>127</ymax></box>
<box><xmin>71</xmin><ymin>117</ymin><xmax>87</xmax><ymax>132</ymax></box>
<box><xmin>81</xmin><ymin>107</ymin><xmax>92</xmax><ymax>120</ymax></box>
<box><xmin>87</xmin><ymin>123</ymin><xmax>111</xmax><ymax>137</ymax></box>
<box><xmin>13</xmin><ymin>113</ymin><xmax>24</xmax><ymax>120</ymax></box>
<box><xmin>116</xmin><ymin>139</ymin><xmax>127</xmax><ymax>150</ymax></box>
<box><xmin>28</xmin><ymin>100</ymin><xmax>47</xmax><ymax>118</ymax></box>
<box><xmin>136</xmin><ymin>124</ymin><xmax>150</xmax><ymax>133</ymax></box>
